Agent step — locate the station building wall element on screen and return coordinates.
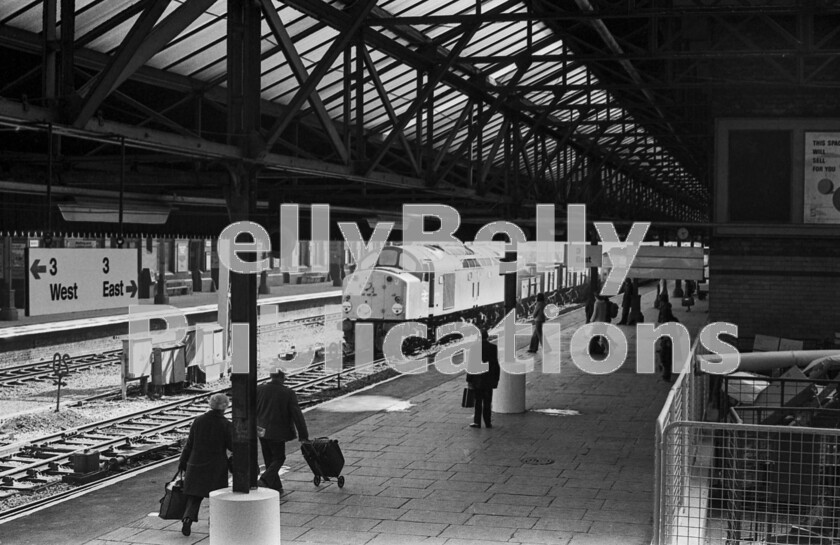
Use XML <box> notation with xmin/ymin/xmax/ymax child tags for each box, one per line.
<box><xmin>713</xmin><ymin>118</ymin><xmax>840</xmax><ymax>346</ymax></box>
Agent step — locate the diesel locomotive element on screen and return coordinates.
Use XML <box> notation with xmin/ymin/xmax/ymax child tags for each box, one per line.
<box><xmin>341</xmin><ymin>242</ymin><xmax>591</xmax><ymax>354</ymax></box>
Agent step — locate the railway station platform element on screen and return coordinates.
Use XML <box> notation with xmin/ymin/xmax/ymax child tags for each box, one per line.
<box><xmin>0</xmin><ymin>288</ymin><xmax>710</xmax><ymax>545</ymax></box>
<box><xmin>0</xmin><ymin>280</ymin><xmax>339</xmax><ymax>339</ymax></box>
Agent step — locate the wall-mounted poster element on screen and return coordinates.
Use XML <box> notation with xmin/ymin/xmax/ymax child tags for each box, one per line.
<box><xmin>176</xmin><ymin>241</ymin><xmax>189</xmax><ymax>273</ymax></box>
<box><xmin>804</xmin><ymin>132</ymin><xmax>840</xmax><ymax>223</ymax></box>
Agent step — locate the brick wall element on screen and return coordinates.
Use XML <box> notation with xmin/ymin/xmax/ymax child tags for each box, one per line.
<box><xmin>710</xmin><ymin>236</ymin><xmax>840</xmax><ymax>345</ymax></box>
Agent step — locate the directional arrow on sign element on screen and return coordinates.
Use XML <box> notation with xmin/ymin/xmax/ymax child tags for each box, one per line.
<box><xmin>30</xmin><ymin>259</ymin><xmax>46</xmax><ymax>280</ymax></box>
<box><xmin>126</xmin><ymin>280</ymin><xmax>138</xmax><ymax>298</ymax></box>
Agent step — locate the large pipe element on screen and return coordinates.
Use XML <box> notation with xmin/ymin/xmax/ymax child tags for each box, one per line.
<box><xmin>699</xmin><ymin>350</ymin><xmax>840</xmax><ymax>374</ymax></box>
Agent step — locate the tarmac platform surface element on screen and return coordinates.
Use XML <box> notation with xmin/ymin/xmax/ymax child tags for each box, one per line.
<box><xmin>0</xmin><ymin>287</ymin><xmax>709</xmax><ymax>545</ymax></box>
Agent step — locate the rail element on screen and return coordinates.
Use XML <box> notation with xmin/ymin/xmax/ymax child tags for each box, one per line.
<box><xmin>0</xmin><ymin>354</ymin><xmax>389</xmax><ymax>521</ymax></box>
<box><xmin>0</xmin><ymin>350</ymin><xmax>123</xmax><ymax>386</ymax></box>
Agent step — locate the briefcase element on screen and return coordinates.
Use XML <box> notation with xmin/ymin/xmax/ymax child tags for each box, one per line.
<box><xmin>461</xmin><ymin>387</ymin><xmax>475</xmax><ymax>408</ymax></box>
<box><xmin>158</xmin><ymin>471</ymin><xmax>187</xmax><ymax>520</ymax></box>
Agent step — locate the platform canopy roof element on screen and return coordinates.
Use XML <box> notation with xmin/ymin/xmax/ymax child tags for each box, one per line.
<box><xmin>0</xmin><ymin>0</ymin><xmax>836</xmax><ymax>234</ymax></box>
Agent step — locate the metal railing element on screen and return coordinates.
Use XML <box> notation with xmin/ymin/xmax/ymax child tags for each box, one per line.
<box><xmin>654</xmin><ymin>342</ymin><xmax>840</xmax><ymax>544</ymax></box>
<box><xmin>653</xmin><ymin>336</ymin><xmax>709</xmax><ymax>545</ymax></box>
<box><xmin>658</xmin><ymin>421</ymin><xmax>840</xmax><ymax>545</ymax></box>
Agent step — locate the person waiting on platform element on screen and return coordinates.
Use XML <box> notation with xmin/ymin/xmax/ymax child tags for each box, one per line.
<box><xmin>657</xmin><ymin>294</ymin><xmax>680</xmax><ymax>382</ymax></box>
<box><xmin>178</xmin><ymin>393</ymin><xmax>232</xmax><ymax>537</ymax></box>
<box><xmin>466</xmin><ymin>329</ymin><xmax>501</xmax><ymax>428</ymax></box>
<box><xmin>527</xmin><ymin>293</ymin><xmax>550</xmax><ymax>353</ymax></box>
<box><xmin>589</xmin><ymin>295</ymin><xmax>616</xmax><ymax>355</ymax></box>
<box><xmin>256</xmin><ymin>369</ymin><xmax>309</xmax><ymax>492</ymax></box>
<box><xmin>617</xmin><ymin>278</ymin><xmax>636</xmax><ymax>326</ymax></box>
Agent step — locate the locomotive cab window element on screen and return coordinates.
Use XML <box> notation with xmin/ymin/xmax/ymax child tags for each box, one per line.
<box><xmin>377</xmin><ymin>247</ymin><xmax>402</xmax><ymax>268</ymax></box>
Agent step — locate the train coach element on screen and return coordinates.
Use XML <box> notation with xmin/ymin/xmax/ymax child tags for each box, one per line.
<box><xmin>341</xmin><ymin>242</ymin><xmax>589</xmax><ymax>354</ymax></box>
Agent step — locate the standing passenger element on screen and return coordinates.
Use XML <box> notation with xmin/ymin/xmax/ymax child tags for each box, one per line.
<box><xmin>466</xmin><ymin>330</ymin><xmax>501</xmax><ymax>428</ymax></box>
<box><xmin>256</xmin><ymin>369</ymin><xmax>309</xmax><ymax>491</ymax></box>
<box><xmin>657</xmin><ymin>296</ymin><xmax>680</xmax><ymax>382</ymax></box>
<box><xmin>617</xmin><ymin>278</ymin><xmax>634</xmax><ymax>326</ymax></box>
<box><xmin>178</xmin><ymin>393</ymin><xmax>232</xmax><ymax>537</ymax></box>
<box><xmin>527</xmin><ymin>293</ymin><xmax>550</xmax><ymax>353</ymax></box>
<box><xmin>589</xmin><ymin>295</ymin><xmax>614</xmax><ymax>355</ymax></box>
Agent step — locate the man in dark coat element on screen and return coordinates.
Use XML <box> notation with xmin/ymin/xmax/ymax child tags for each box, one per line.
<box><xmin>256</xmin><ymin>369</ymin><xmax>309</xmax><ymax>491</ymax></box>
<box><xmin>466</xmin><ymin>329</ymin><xmax>501</xmax><ymax>428</ymax></box>
<box><xmin>617</xmin><ymin>278</ymin><xmax>635</xmax><ymax>325</ymax></box>
<box><xmin>657</xmin><ymin>294</ymin><xmax>680</xmax><ymax>382</ymax></box>
<box><xmin>178</xmin><ymin>393</ymin><xmax>232</xmax><ymax>536</ymax></box>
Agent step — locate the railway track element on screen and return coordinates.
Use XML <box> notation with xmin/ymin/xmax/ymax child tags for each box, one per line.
<box><xmin>0</xmin><ymin>355</ymin><xmax>392</xmax><ymax>522</ymax></box>
<box><xmin>0</xmin><ymin>313</ymin><xmax>340</xmax><ymax>388</ymax></box>
<box><xmin>0</xmin><ymin>350</ymin><xmax>123</xmax><ymax>386</ymax></box>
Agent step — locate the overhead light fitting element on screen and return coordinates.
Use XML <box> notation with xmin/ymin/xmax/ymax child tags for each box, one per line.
<box><xmin>58</xmin><ymin>198</ymin><xmax>171</xmax><ymax>225</ymax></box>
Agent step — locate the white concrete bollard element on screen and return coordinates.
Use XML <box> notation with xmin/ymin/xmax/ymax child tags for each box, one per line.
<box><xmin>209</xmin><ymin>487</ymin><xmax>280</xmax><ymax>545</ymax></box>
<box><xmin>494</xmin><ymin>371</ymin><xmax>526</xmax><ymax>414</ymax></box>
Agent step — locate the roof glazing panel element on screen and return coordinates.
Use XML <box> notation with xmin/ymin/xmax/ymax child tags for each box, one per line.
<box><xmin>0</xmin><ymin>0</ymin><xmax>704</xmax><ymax>207</ymax></box>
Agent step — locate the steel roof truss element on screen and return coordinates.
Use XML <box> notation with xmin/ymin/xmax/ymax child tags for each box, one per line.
<box><xmin>364</xmin><ymin>20</ymin><xmax>480</xmax><ymax>177</ymax></box>
<box><xmin>262</xmin><ymin>0</ymin><xmax>379</xmax><ymax>154</ymax></box>
<box><xmin>73</xmin><ymin>0</ymin><xmax>173</xmax><ymax>127</ymax></box>
<box><xmin>258</xmin><ymin>0</ymin><xmax>348</xmax><ymax>164</ymax></box>
<box><xmin>430</xmin><ymin>97</ymin><xmax>473</xmax><ymax>176</ymax></box>
<box><xmin>437</xmin><ymin>62</ymin><xmax>530</xmax><ymax>183</ymax></box>
<box><xmin>75</xmin><ymin>0</ymin><xmax>149</xmax><ymax>49</ymax></box>
<box><xmin>711</xmin><ymin>13</ymin><xmax>795</xmax><ymax>83</ymax></box>
<box><xmin>75</xmin><ymin>0</ymin><xmax>219</xmax><ymax>128</ymax></box>
<box><xmin>359</xmin><ymin>44</ymin><xmax>421</xmax><ymax>178</ymax></box>
<box><xmin>480</xmin><ymin>116</ymin><xmax>511</xmax><ymax>192</ymax></box>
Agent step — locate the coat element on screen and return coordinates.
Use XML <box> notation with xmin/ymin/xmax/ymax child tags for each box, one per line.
<box><xmin>178</xmin><ymin>410</ymin><xmax>232</xmax><ymax>497</ymax></box>
<box><xmin>621</xmin><ymin>281</ymin><xmax>634</xmax><ymax>306</ymax></box>
<box><xmin>657</xmin><ymin>305</ymin><xmax>680</xmax><ymax>367</ymax></box>
<box><xmin>531</xmin><ymin>300</ymin><xmax>547</xmax><ymax>324</ymax></box>
<box><xmin>657</xmin><ymin>301</ymin><xmax>678</xmax><ymax>325</ymax></box>
<box><xmin>256</xmin><ymin>381</ymin><xmax>309</xmax><ymax>442</ymax></box>
<box><xmin>466</xmin><ymin>340</ymin><xmax>501</xmax><ymax>390</ymax></box>
<box><xmin>591</xmin><ymin>298</ymin><xmax>611</xmax><ymax>323</ymax></box>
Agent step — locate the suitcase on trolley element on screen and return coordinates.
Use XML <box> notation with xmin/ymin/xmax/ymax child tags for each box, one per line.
<box><xmin>301</xmin><ymin>437</ymin><xmax>345</xmax><ymax>488</ymax></box>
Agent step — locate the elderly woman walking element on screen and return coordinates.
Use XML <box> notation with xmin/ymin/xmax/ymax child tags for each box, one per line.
<box><xmin>178</xmin><ymin>393</ymin><xmax>233</xmax><ymax>536</ymax></box>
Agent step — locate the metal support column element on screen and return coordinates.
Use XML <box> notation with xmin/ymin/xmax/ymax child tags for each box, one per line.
<box><xmin>227</xmin><ymin>0</ymin><xmax>261</xmax><ymax>495</ymax></box>
<box><xmin>42</xmin><ymin>0</ymin><xmax>58</xmax><ymax>106</ymax></box>
<box><xmin>0</xmin><ymin>235</ymin><xmax>17</xmax><ymax>321</ymax></box>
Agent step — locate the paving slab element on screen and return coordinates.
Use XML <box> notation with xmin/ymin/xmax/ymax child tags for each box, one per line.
<box><xmin>0</xmin><ymin>287</ymin><xmax>709</xmax><ymax>545</ymax></box>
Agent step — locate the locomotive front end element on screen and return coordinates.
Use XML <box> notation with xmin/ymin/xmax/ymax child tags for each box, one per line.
<box><xmin>342</xmin><ymin>268</ymin><xmax>421</xmax><ymax>322</ymax></box>
<box><xmin>341</xmin><ymin>246</ymin><xmax>429</xmax><ymax>353</ymax></box>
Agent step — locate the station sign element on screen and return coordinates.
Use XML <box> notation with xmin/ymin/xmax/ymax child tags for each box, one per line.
<box><xmin>604</xmin><ymin>246</ymin><xmax>704</xmax><ymax>280</ymax></box>
<box><xmin>26</xmin><ymin>248</ymin><xmax>139</xmax><ymax>316</ymax></box>
<box><xmin>564</xmin><ymin>244</ymin><xmax>602</xmax><ymax>268</ymax></box>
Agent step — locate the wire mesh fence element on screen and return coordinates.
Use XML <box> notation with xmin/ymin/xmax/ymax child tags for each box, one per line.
<box><xmin>660</xmin><ymin>421</ymin><xmax>840</xmax><ymax>545</ymax></box>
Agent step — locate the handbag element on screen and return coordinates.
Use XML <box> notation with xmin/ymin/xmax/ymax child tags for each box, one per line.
<box><xmin>158</xmin><ymin>470</ymin><xmax>187</xmax><ymax>520</ymax></box>
<box><xmin>461</xmin><ymin>387</ymin><xmax>475</xmax><ymax>408</ymax></box>
<box><xmin>681</xmin><ymin>296</ymin><xmax>695</xmax><ymax>308</ymax></box>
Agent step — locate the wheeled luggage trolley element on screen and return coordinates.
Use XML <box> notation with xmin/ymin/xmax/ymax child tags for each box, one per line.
<box><xmin>300</xmin><ymin>437</ymin><xmax>345</xmax><ymax>488</ymax></box>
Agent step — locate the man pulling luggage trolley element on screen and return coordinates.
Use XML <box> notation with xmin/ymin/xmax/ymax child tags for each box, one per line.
<box><xmin>255</xmin><ymin>369</ymin><xmax>309</xmax><ymax>491</ymax></box>
<box><xmin>256</xmin><ymin>365</ymin><xmax>346</xmax><ymax>491</ymax></box>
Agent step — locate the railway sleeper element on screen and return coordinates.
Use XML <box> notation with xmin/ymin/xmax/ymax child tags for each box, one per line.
<box><xmin>0</xmin><ymin>479</ymin><xmax>53</xmax><ymax>492</ymax></box>
<box><xmin>112</xmin><ymin>425</ymin><xmax>153</xmax><ymax>432</ymax></box>
<box><xmin>62</xmin><ymin>440</ymin><xmax>101</xmax><ymax>448</ymax></box>
<box><xmin>36</xmin><ymin>445</ymin><xmax>80</xmax><ymax>453</ymax></box>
